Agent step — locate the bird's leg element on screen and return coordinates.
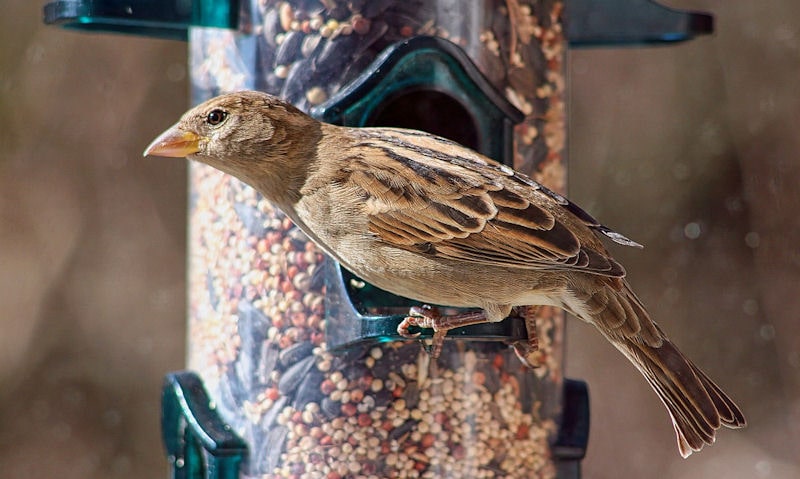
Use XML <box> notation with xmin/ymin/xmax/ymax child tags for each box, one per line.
<box><xmin>398</xmin><ymin>305</ymin><xmax>488</xmax><ymax>358</ymax></box>
<box><xmin>511</xmin><ymin>305</ymin><xmax>545</xmax><ymax>368</ymax></box>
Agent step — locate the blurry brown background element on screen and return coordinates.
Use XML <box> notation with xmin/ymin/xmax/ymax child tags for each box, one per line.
<box><xmin>1</xmin><ymin>1</ymin><xmax>798</xmax><ymax>478</ymax></box>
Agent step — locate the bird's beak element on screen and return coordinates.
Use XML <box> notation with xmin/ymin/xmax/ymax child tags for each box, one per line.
<box><xmin>143</xmin><ymin>125</ymin><xmax>203</xmax><ymax>158</ymax></box>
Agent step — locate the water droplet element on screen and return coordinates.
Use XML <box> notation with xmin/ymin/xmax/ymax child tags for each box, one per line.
<box><xmin>745</xmin><ymin>231</ymin><xmax>760</xmax><ymax>248</ymax></box>
<box><xmin>167</xmin><ymin>63</ymin><xmax>186</xmax><ymax>83</ymax></box>
<box><xmin>683</xmin><ymin>222</ymin><xmax>701</xmax><ymax>239</ymax></box>
<box><xmin>743</xmin><ymin>298</ymin><xmax>759</xmax><ymax>316</ymax></box>
<box><xmin>26</xmin><ymin>44</ymin><xmax>45</xmax><ymax>64</ymax></box>
<box><xmin>755</xmin><ymin>459</ymin><xmax>772</xmax><ymax>477</ymax></box>
<box><xmin>759</xmin><ymin>324</ymin><xmax>775</xmax><ymax>341</ymax></box>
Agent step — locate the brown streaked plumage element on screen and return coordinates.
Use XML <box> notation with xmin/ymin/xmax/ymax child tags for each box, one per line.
<box><xmin>144</xmin><ymin>90</ymin><xmax>745</xmax><ymax>457</ymax></box>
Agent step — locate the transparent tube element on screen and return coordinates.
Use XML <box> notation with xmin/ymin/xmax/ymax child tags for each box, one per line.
<box><xmin>187</xmin><ymin>1</ymin><xmax>567</xmax><ymax>477</ymax></box>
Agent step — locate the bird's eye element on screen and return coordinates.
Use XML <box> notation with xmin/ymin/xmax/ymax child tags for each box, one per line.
<box><xmin>206</xmin><ymin>109</ymin><xmax>227</xmax><ymax>126</ymax></box>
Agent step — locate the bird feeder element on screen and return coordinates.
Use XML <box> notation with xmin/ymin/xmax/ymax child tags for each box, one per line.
<box><xmin>44</xmin><ymin>1</ymin><xmax>712</xmax><ymax>478</ymax></box>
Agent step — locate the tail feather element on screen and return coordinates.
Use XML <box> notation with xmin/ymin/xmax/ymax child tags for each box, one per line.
<box><xmin>583</xmin><ymin>280</ymin><xmax>746</xmax><ymax>457</ymax></box>
<box><xmin>613</xmin><ymin>335</ymin><xmax>746</xmax><ymax>457</ymax></box>
<box><xmin>696</xmin><ymin>363</ymin><xmax>747</xmax><ymax>426</ymax></box>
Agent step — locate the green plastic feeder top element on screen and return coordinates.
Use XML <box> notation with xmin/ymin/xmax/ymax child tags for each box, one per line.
<box><xmin>43</xmin><ymin>0</ymin><xmax>712</xmax><ymax>45</ymax></box>
<box><xmin>43</xmin><ymin>0</ymin><xmax>239</xmax><ymax>41</ymax></box>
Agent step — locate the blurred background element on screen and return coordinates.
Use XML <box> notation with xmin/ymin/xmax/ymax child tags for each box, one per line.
<box><xmin>1</xmin><ymin>1</ymin><xmax>797</xmax><ymax>478</ymax></box>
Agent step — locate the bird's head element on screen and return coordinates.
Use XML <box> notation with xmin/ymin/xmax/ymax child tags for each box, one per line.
<box><xmin>144</xmin><ymin>90</ymin><xmax>320</xmax><ymax>200</ymax></box>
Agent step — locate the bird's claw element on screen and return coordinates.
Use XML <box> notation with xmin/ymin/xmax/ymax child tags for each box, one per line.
<box><xmin>398</xmin><ymin>305</ymin><xmax>446</xmax><ymax>358</ymax></box>
<box><xmin>512</xmin><ymin>336</ymin><xmax>545</xmax><ymax>369</ymax></box>
<box><xmin>397</xmin><ymin>320</ymin><xmax>421</xmax><ymax>339</ymax></box>
<box><xmin>511</xmin><ymin>305</ymin><xmax>544</xmax><ymax>368</ymax></box>
<box><xmin>398</xmin><ymin>306</ymin><xmax>431</xmax><ymax>338</ymax></box>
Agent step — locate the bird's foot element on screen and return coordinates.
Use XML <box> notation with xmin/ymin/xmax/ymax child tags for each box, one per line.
<box><xmin>511</xmin><ymin>306</ymin><xmax>546</xmax><ymax>368</ymax></box>
<box><xmin>398</xmin><ymin>305</ymin><xmax>488</xmax><ymax>358</ymax></box>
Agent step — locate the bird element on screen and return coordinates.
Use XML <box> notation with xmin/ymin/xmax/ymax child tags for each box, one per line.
<box><xmin>144</xmin><ymin>90</ymin><xmax>745</xmax><ymax>457</ymax></box>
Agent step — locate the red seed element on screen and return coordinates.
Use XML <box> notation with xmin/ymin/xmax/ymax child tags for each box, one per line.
<box><xmin>452</xmin><ymin>444</ymin><xmax>465</xmax><ymax>460</ymax></box>
<box><xmin>357</xmin><ymin>374</ymin><xmax>373</xmax><ymax>390</ymax></box>
<box><xmin>493</xmin><ymin>354</ymin><xmax>504</xmax><ymax>370</ymax></box>
<box><xmin>265</xmin><ymin>387</ymin><xmax>280</xmax><ymax>401</ymax></box>
<box><xmin>358</xmin><ymin>413</ymin><xmax>372</xmax><ymax>427</ymax></box>
<box><xmin>350</xmin><ymin>389</ymin><xmax>364</xmax><ymax>403</ymax></box>
<box><xmin>320</xmin><ymin>379</ymin><xmax>336</xmax><ymax>395</ymax></box>
<box><xmin>351</xmin><ymin>15</ymin><xmax>371</xmax><ymax>35</ymax></box>
<box><xmin>286</xmin><ymin>265</ymin><xmax>299</xmax><ymax>279</ymax></box>
<box><xmin>362</xmin><ymin>462</ymin><xmax>377</xmax><ymax>474</ymax></box>
<box><xmin>341</xmin><ymin>403</ymin><xmax>357</xmax><ymax>417</ymax></box>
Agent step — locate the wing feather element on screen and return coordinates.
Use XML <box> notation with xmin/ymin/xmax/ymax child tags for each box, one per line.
<box><xmin>342</xmin><ymin>128</ymin><xmax>637</xmax><ymax>277</ymax></box>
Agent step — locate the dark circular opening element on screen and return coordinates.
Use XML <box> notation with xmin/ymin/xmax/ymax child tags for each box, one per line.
<box><xmin>368</xmin><ymin>89</ymin><xmax>479</xmax><ymax>150</ymax></box>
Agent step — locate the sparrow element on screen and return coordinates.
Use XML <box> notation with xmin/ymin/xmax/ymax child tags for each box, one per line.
<box><xmin>144</xmin><ymin>90</ymin><xmax>745</xmax><ymax>457</ymax></box>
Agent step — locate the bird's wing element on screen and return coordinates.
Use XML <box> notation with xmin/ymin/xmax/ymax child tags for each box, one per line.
<box><xmin>343</xmin><ymin>128</ymin><xmax>639</xmax><ymax>277</ymax></box>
